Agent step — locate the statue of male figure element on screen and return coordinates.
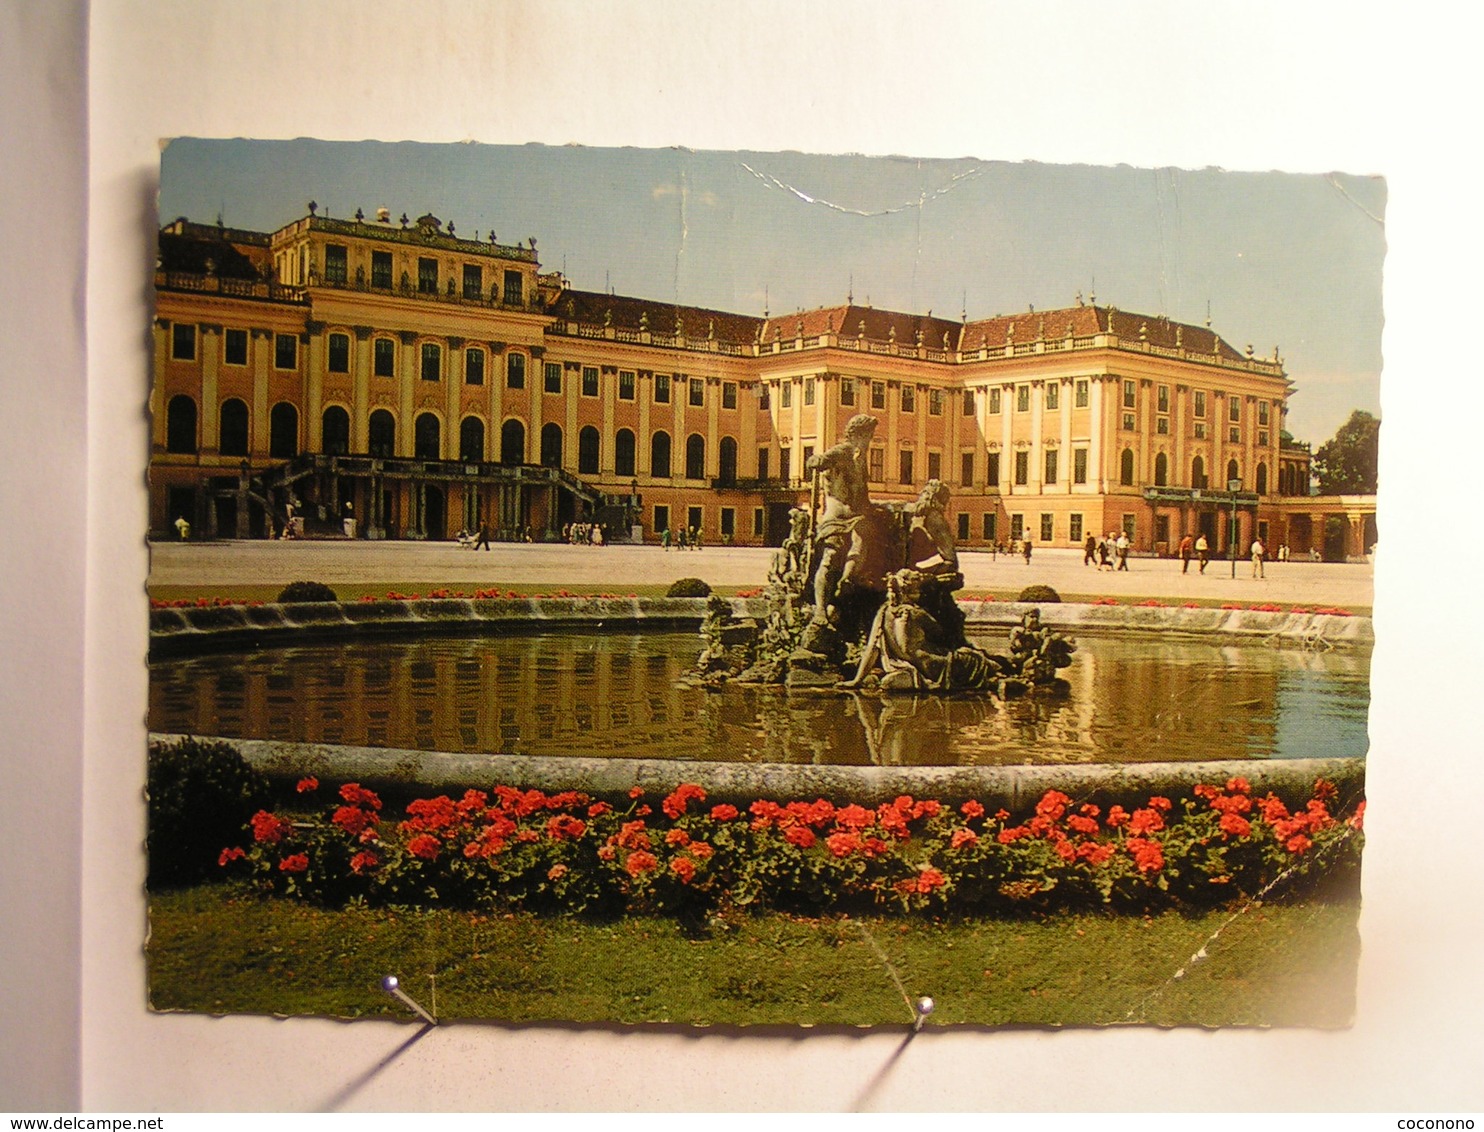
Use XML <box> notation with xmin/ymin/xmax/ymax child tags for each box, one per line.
<box><xmin>806</xmin><ymin>413</ymin><xmax>879</xmax><ymax>628</ymax></box>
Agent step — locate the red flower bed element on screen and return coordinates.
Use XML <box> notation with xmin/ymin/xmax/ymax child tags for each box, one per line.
<box><xmin>219</xmin><ymin>776</ymin><xmax>1363</xmax><ymax>918</ymax></box>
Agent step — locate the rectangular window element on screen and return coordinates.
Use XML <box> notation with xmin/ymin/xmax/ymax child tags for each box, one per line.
<box><xmin>1195</xmin><ymin>390</ymin><xmax>1207</xmax><ymax>418</ymax></box>
<box><xmin>961</xmin><ymin>452</ymin><xmax>974</xmax><ymax>486</ymax></box>
<box><xmin>753</xmin><ymin>508</ymin><xmax>765</xmax><ymax>537</ymax></box>
<box><xmin>327</xmin><ymin>332</ymin><xmax>350</xmax><ymax>373</ymax></box>
<box><xmin>1123</xmin><ymin>380</ymin><xmax>1136</xmax><ymax>409</ymax></box>
<box><xmin>1258</xmin><ymin>401</ymin><xmax>1270</xmax><ymax>426</ymax></box>
<box><xmin>1070</xmin><ymin>513</ymin><xmax>1084</xmax><ymax>543</ymax></box>
<box><xmin>929</xmin><ymin>388</ymin><xmax>943</xmax><ymax>416</ymax></box>
<box><xmin>841</xmin><ymin>378</ymin><xmax>855</xmax><ymax>407</ymax></box>
<box><xmin>803</xmin><ymin>377</ymin><xmax>815</xmax><ymax>406</ymax></box>
<box><xmin>1122</xmin><ymin>413</ymin><xmax>1136</xmax><ymax>431</ymax></box>
<box><xmin>899</xmin><ymin>448</ymin><xmax>914</xmax><ymax>484</ymax></box>
<box><xmin>689</xmin><ymin>378</ymin><xmax>704</xmax><ymax>407</ymax></box>
<box><xmin>654</xmin><ymin>373</ymin><xmax>670</xmax><ymax>403</ymax></box>
<box><xmin>582</xmin><ymin>367</ymin><xmax>599</xmax><ymax>397</ymax></box>
<box><xmin>780</xmin><ymin>381</ymin><xmax>792</xmax><ymax>409</ymax></box>
<box><xmin>901</xmin><ymin>385</ymin><xmax>915</xmax><ymax>413</ymax></box>
<box><xmin>1014</xmin><ymin>450</ymin><xmax>1029</xmax><ymax>486</ymax></box>
<box><xmin>989</xmin><ymin>387</ymin><xmax>1002</xmax><ymax>414</ymax></box>
<box><xmin>1157</xmin><ymin>384</ymin><xmax>1170</xmax><ymax>413</ymax></box>
<box><xmin>420</xmin><ymin>342</ymin><xmax>441</xmax><ymax>381</ymax></box>
<box><xmin>757</xmin><ymin>448</ymin><xmax>769</xmax><ymax>480</ymax></box>
<box><xmin>275</xmin><ymin>333</ymin><xmax>297</xmax><ymax>369</ymax></box>
<box><xmin>371</xmin><ymin>252</ymin><xmax>394</xmax><ymax>289</ymax></box>
<box><xmin>779</xmin><ymin>447</ymin><xmax>791</xmax><ymax>482</ymax></box>
<box><xmin>503</xmin><ymin>270</ymin><xmax>523</xmax><ymax>306</ymax></box>
<box><xmin>171</xmin><ymin>322</ymin><xmax>196</xmax><ymax>360</ymax></box>
<box><xmin>373</xmin><ymin>338</ymin><xmax>395</xmax><ymax>377</ymax></box>
<box><xmin>722</xmin><ymin>381</ymin><xmax>737</xmax><ymax>409</ymax></box>
<box><xmin>417</xmin><ymin>257</ymin><xmax>438</xmax><ymax>294</ymax></box>
<box><xmin>463</xmin><ymin>264</ymin><xmax>483</xmax><ymax>300</ymax></box>
<box><xmin>987</xmin><ymin>452</ymin><xmax>1000</xmax><ymax>487</ymax></box>
<box><xmin>371</xmin><ymin>250</ymin><xmax>393</xmax><ymax>289</ymax></box>
<box><xmin>1073</xmin><ymin>447</ymin><xmax>1088</xmax><ymax>484</ymax></box>
<box><xmin>802</xmin><ymin>445</ymin><xmax>814</xmax><ymax>469</ymax></box>
<box><xmin>1044</xmin><ymin>449</ymin><xmax>1058</xmax><ymax>484</ymax></box>
<box><xmin>465</xmin><ymin>348</ymin><xmax>485</xmax><ymax>385</ymax></box>
<box><xmin>1259</xmin><ymin>430</ymin><xmax>1269</xmax><ymax>447</ymax></box>
<box><xmin>654</xmin><ymin>504</ymin><xmax>669</xmax><ymax>534</ymax></box>
<box><xmin>1229</xmin><ymin>397</ymin><xmax>1241</xmax><ymax>423</ymax></box>
<box><xmin>756</xmin><ymin>383</ymin><xmax>768</xmax><ymax>410</ymax></box>
<box><xmin>544</xmin><ymin>362</ymin><xmax>561</xmax><ymax>394</ymax></box>
<box><xmin>224</xmin><ymin>328</ymin><xmax>247</xmax><ymax>366</ymax></box>
<box><xmin>1075</xmin><ymin>379</ymin><xmax>1089</xmax><ymax>408</ymax></box>
<box><xmin>506</xmin><ymin>353</ymin><xmax>525</xmax><ymax>389</ymax></box>
<box><xmin>1230</xmin><ymin>426</ymin><xmax>1241</xmax><ymax>444</ymax></box>
<box><xmin>1157</xmin><ymin>417</ymin><xmax>1170</xmax><ymax>435</ymax></box>
<box><xmin>619</xmin><ymin>371</ymin><xmax>636</xmax><ymax>400</ymax></box>
<box><xmin>957</xmin><ymin>512</ymin><xmax>970</xmax><ymax>541</ymax></box>
<box><xmin>324</xmin><ymin>244</ymin><xmax>347</xmax><ymax>284</ymax></box>
<box><xmin>1194</xmin><ymin>422</ymin><xmax>1207</xmax><ymax>439</ymax></box>
<box><xmin>927</xmin><ymin>451</ymin><xmax>941</xmax><ymax>481</ymax></box>
<box><xmin>1040</xmin><ymin>513</ymin><xmax>1054</xmax><ymax>542</ymax></box>
<box><xmin>720</xmin><ymin>508</ymin><xmax>735</xmax><ymax>538</ymax></box>
<box><xmin>1045</xmin><ymin>383</ymin><xmax>1059</xmax><ymax>410</ymax></box>
<box><xmin>1122</xmin><ymin>514</ymin><xmax>1136</xmax><ymax>540</ymax></box>
<box><xmin>1016</xmin><ymin>385</ymin><xmax>1029</xmax><ymax>413</ymax></box>
<box><xmin>687</xmin><ymin>506</ymin><xmax>703</xmax><ymax>533</ymax></box>
<box><xmin>1010</xmin><ymin>514</ymin><xmax>1024</xmax><ymax>541</ymax></box>
<box><xmin>871</xmin><ymin>381</ymin><xmax>886</xmax><ymax>410</ymax></box>
<box><xmin>868</xmin><ymin>447</ymin><xmax>884</xmax><ymax>482</ymax></box>
<box><xmin>983</xmin><ymin>513</ymin><xmax>997</xmax><ymax>541</ymax></box>
<box><xmin>963</xmin><ymin>389</ymin><xmax>976</xmax><ymax>416</ymax></box>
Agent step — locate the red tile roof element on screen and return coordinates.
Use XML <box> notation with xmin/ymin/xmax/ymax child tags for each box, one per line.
<box><xmin>549</xmin><ymin>289</ymin><xmax>764</xmax><ymax>346</ymax></box>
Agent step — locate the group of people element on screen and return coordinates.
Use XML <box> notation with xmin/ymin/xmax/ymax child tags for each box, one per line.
<box><xmin>564</xmin><ymin>522</ymin><xmax>608</xmax><ymax>546</ymax></box>
<box><xmin>1084</xmin><ymin>531</ymin><xmax>1131</xmax><ymax>572</ymax></box>
<box><xmin>660</xmin><ymin>526</ymin><xmax>703</xmax><ymax>551</ymax></box>
<box><xmin>456</xmin><ymin>524</ymin><xmax>534</xmax><ymax>549</ymax></box>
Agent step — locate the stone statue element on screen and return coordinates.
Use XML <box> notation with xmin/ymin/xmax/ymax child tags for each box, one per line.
<box><xmin>804</xmin><ymin>414</ymin><xmax>879</xmax><ymax>641</ymax></box>
<box><xmin>843</xmin><ymin>570</ymin><xmax>1002</xmax><ymax>693</ymax></box>
<box><xmin>770</xmin><ymin>506</ymin><xmax>812</xmax><ymax>587</ymax></box>
<box><xmin>1008</xmin><ymin>608</ymin><xmax>1077</xmax><ymax>687</ymax></box>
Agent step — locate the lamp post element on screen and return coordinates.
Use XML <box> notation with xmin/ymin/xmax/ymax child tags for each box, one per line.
<box><xmin>1227</xmin><ymin>478</ymin><xmax>1242</xmax><ymax>579</ymax></box>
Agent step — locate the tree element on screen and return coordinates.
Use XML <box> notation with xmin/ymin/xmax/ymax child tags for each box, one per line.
<box><xmin>1312</xmin><ymin>410</ymin><xmax>1380</xmax><ymax>494</ymax></box>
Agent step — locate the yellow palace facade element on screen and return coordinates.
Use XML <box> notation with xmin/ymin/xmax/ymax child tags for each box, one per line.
<box><xmin>150</xmin><ymin>207</ymin><xmax>1373</xmax><ymax>559</ymax></box>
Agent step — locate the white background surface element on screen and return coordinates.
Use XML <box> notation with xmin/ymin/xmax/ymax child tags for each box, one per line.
<box><xmin>5</xmin><ymin>0</ymin><xmax>1484</xmax><ymax>1112</ymax></box>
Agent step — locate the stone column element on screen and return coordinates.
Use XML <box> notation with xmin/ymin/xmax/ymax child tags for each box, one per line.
<box><xmin>150</xmin><ymin>319</ymin><xmax>169</xmax><ymax>448</ymax></box>
<box><xmin>305</xmin><ymin>323</ymin><xmax>325</xmax><ymax>453</ymax></box>
<box><xmin>199</xmin><ymin>323</ymin><xmax>221</xmax><ymax>453</ymax></box>
<box><xmin>527</xmin><ymin>350</ymin><xmax>543</xmax><ymax>465</ymax></box>
<box><xmin>251</xmin><ymin>328</ymin><xmax>271</xmax><ymax>455</ymax></box>
<box><xmin>445</xmin><ymin>337</ymin><xmax>464</xmax><ymax>460</ymax></box>
<box><xmin>602</xmin><ymin>365</ymin><xmax>617</xmax><ymax>473</ymax></box>
<box><xmin>1088</xmin><ymin>377</ymin><xmax>1105</xmax><ymax>493</ymax></box>
<box><xmin>707</xmin><ymin>376</ymin><xmax>722</xmax><ymax>478</ymax></box>
<box><xmin>397</xmin><ymin>331</ymin><xmax>417</xmax><ymax>457</ymax></box>
<box><xmin>352</xmin><ymin>326</ymin><xmax>373</xmax><ymax>454</ymax></box>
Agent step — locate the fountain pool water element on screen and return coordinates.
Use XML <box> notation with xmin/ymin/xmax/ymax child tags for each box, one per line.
<box><xmin>149</xmin><ymin>629</ymin><xmax>1369</xmax><ymax>768</ymax></box>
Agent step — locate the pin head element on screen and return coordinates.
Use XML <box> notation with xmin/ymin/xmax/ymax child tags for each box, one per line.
<box><xmin>916</xmin><ymin>996</ymin><xmax>935</xmax><ymax>1017</ymax></box>
<box><xmin>381</xmin><ymin>975</ymin><xmax>400</xmax><ymax>993</ymax></box>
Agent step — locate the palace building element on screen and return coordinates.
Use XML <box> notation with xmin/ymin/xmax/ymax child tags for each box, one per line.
<box><xmin>150</xmin><ymin>207</ymin><xmax>1375</xmax><ymax>559</ymax></box>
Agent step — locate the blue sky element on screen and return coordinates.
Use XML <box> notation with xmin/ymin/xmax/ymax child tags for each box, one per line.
<box><xmin>160</xmin><ymin>139</ymin><xmax>1385</xmax><ymax>446</ymax></box>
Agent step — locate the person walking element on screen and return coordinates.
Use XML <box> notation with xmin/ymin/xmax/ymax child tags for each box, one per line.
<box><xmin>1022</xmin><ymin>535</ymin><xmax>1033</xmax><ymax>565</ymax></box>
<box><xmin>1251</xmin><ymin>536</ymin><xmax>1266</xmax><ymax>579</ymax></box>
<box><xmin>1178</xmin><ymin>532</ymin><xmax>1193</xmax><ymax>574</ymax></box>
<box><xmin>475</xmin><ymin>522</ymin><xmax>490</xmax><ymax>551</ymax></box>
<box><xmin>1083</xmin><ymin>533</ymin><xmax>1097</xmax><ymax>566</ymax></box>
<box><xmin>1195</xmin><ymin>533</ymin><xmax>1210</xmax><ymax>574</ymax></box>
<box><xmin>1115</xmin><ymin>530</ymin><xmax>1130</xmax><ymax>571</ymax></box>
<box><xmin>661</xmin><ymin>526</ymin><xmax>671</xmax><ymax>551</ymax></box>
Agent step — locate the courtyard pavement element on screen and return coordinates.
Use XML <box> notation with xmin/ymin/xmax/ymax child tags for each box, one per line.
<box><xmin>149</xmin><ymin>539</ymin><xmax>1375</xmax><ymax>609</ymax></box>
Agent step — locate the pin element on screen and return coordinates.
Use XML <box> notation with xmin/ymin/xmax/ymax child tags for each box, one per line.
<box><xmin>381</xmin><ymin>975</ymin><xmax>437</xmax><ymax>1025</ymax></box>
<box><xmin>913</xmin><ymin>995</ymin><xmax>935</xmax><ymax>1032</ymax></box>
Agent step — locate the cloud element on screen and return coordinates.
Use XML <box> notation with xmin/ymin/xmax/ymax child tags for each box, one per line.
<box><xmin>651</xmin><ymin>183</ymin><xmax>718</xmax><ymax>206</ymax></box>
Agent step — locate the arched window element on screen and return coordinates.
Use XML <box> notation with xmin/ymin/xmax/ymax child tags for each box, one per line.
<box><xmin>1154</xmin><ymin>451</ymin><xmax>1168</xmax><ymax>487</ymax></box>
<box><xmin>578</xmin><ymin>426</ymin><xmax>601</xmax><ymax>475</ymax></box>
<box><xmin>501</xmin><ymin>418</ymin><xmax>526</xmax><ymax>466</ymax></box>
<box><xmin>269</xmin><ymin>402</ymin><xmax>298</xmax><ymax>459</ymax></box>
<box><xmin>322</xmin><ymin>406</ymin><xmax>350</xmax><ymax>455</ymax></box>
<box><xmin>540</xmin><ymin>423</ymin><xmax>563</xmax><ymax>468</ymax></box>
<box><xmin>614</xmin><ymin>428</ymin><xmax>636</xmax><ymax>477</ymax></box>
<box><xmin>650</xmin><ymin>430</ymin><xmax>672</xmax><ymax>478</ymax></box>
<box><xmin>219</xmin><ymin>398</ymin><xmax>249</xmax><ymax>457</ymax></box>
<box><xmin>718</xmin><ymin>436</ymin><xmax>738</xmax><ymax>486</ymax></box>
<box><xmin>1119</xmin><ymin>448</ymin><xmax>1135</xmax><ymax>487</ymax></box>
<box><xmin>1256</xmin><ymin>462</ymin><xmax>1268</xmax><ymax>495</ymax></box>
<box><xmin>369</xmin><ymin>410</ymin><xmax>395</xmax><ymax>457</ymax></box>
<box><xmin>1192</xmin><ymin>455</ymin><xmax>1207</xmax><ymax>489</ymax></box>
<box><xmin>686</xmin><ymin>433</ymin><xmax>706</xmax><ymax>480</ymax></box>
<box><xmin>1227</xmin><ymin>459</ymin><xmax>1241</xmax><ymax>488</ymax></box>
<box><xmin>166</xmin><ymin>395</ymin><xmax>198</xmax><ymax>454</ymax></box>
<box><xmin>459</xmin><ymin>416</ymin><xmax>485</xmax><ymax>463</ymax></box>
<box><xmin>415</xmin><ymin>413</ymin><xmax>441</xmax><ymax>460</ymax></box>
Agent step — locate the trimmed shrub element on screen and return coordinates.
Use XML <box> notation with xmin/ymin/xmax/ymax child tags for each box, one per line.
<box><xmin>277</xmin><ymin>580</ymin><xmax>338</xmax><ymax>604</ymax></box>
<box><xmin>666</xmin><ymin>577</ymin><xmax>712</xmax><ymax>598</ymax></box>
<box><xmin>147</xmin><ymin>737</ymin><xmax>272</xmax><ymax>889</ymax></box>
<box><xmin>1017</xmin><ymin>584</ymin><xmax>1061</xmax><ymax>603</ymax></box>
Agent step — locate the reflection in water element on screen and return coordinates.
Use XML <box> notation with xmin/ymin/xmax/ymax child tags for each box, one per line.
<box><xmin>149</xmin><ymin>631</ymin><xmax>1370</xmax><ymax>767</ymax></box>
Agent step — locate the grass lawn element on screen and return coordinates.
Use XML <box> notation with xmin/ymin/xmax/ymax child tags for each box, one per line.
<box><xmin>148</xmin><ymin>883</ymin><xmax>1359</xmax><ymax>1028</ymax></box>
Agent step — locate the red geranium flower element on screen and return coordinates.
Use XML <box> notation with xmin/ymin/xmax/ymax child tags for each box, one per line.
<box><xmin>960</xmin><ymin>799</ymin><xmax>985</xmax><ymax>820</ymax></box>
<box><xmin>916</xmin><ymin>868</ymin><xmax>947</xmax><ymax>893</ymax></box>
<box><xmin>296</xmin><ymin>776</ymin><xmax>319</xmax><ymax>793</ymax></box>
<box><xmin>669</xmin><ymin>857</ymin><xmax>697</xmax><ymax>884</ymax></box>
<box><xmin>688</xmin><ymin>841</ymin><xmax>714</xmax><ymax>861</ymax></box>
<box><xmin>1105</xmin><ymin>805</ymin><xmax>1129</xmax><ymax>829</ymax></box>
<box><xmin>784</xmin><ymin>825</ymin><xmax>817</xmax><ymax>849</ymax></box>
<box><xmin>587</xmin><ymin>801</ymin><xmax>612</xmax><ymax>818</ymax></box>
<box><xmin>709</xmin><ymin>803</ymin><xmax>740</xmax><ymax>821</ymax></box>
<box><xmin>1218</xmin><ymin>813</ymin><xmax>1252</xmax><ymax>839</ymax></box>
<box><xmin>665</xmin><ymin>827</ymin><xmax>691</xmax><ymax>847</ymax></box>
<box><xmin>1225</xmin><ymin>777</ymin><xmax>1251</xmax><ymax>795</ymax></box>
<box><xmin>350</xmin><ymin>850</ymin><xmax>379</xmax><ymax>874</ymax></box>
<box><xmin>1128</xmin><ymin>808</ymin><xmax>1165</xmax><ymax>835</ymax></box>
<box><xmin>278</xmin><ymin>853</ymin><xmax>309</xmax><ymax>873</ymax></box>
<box><xmin>1125</xmin><ymin>837</ymin><xmax>1164</xmax><ymax>873</ymax></box>
<box><xmin>662</xmin><ymin>782</ymin><xmax>707</xmax><ymax>819</ymax></box>
<box><xmin>624</xmin><ymin>850</ymin><xmax>658</xmax><ymax>876</ymax></box>
<box><xmin>407</xmin><ymin>834</ymin><xmax>440</xmax><ymax>860</ymax></box>
<box><xmin>217</xmin><ymin>846</ymin><xmax>246</xmax><ymax>866</ymax></box>
<box><xmin>250</xmin><ymin>810</ymin><xmax>291</xmax><ymax>845</ymax></box>
<box><xmin>826</xmin><ymin>831</ymin><xmax>862</xmax><ymax>858</ymax></box>
<box><xmin>951</xmin><ymin>827</ymin><xmax>979</xmax><ymax>849</ymax></box>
